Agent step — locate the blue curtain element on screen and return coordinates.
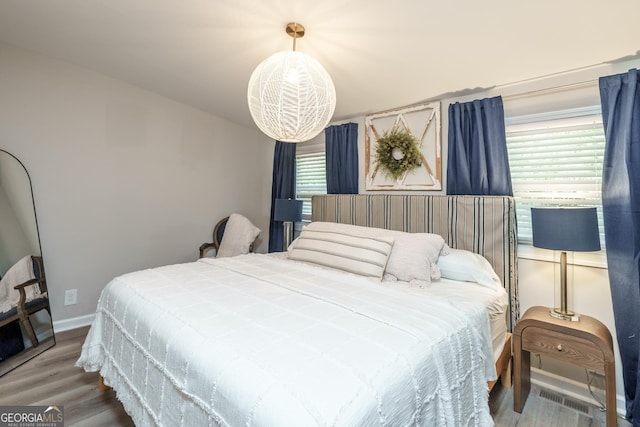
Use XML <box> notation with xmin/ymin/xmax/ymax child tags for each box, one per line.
<box><xmin>446</xmin><ymin>96</ymin><xmax>513</xmax><ymax>196</ymax></box>
<box><xmin>600</xmin><ymin>68</ymin><xmax>640</xmax><ymax>425</ymax></box>
<box><xmin>325</xmin><ymin>123</ymin><xmax>359</xmax><ymax>194</ymax></box>
<box><xmin>268</xmin><ymin>141</ymin><xmax>297</xmax><ymax>253</ymax></box>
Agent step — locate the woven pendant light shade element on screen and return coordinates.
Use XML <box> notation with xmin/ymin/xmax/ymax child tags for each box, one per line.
<box><xmin>247</xmin><ymin>50</ymin><xmax>336</xmax><ymax>143</ymax></box>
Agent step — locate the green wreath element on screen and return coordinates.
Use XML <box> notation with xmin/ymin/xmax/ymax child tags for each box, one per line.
<box><xmin>375</xmin><ymin>128</ymin><xmax>422</xmax><ymax>180</ymax></box>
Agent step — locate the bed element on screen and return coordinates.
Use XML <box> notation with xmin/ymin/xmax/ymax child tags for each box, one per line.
<box><xmin>77</xmin><ymin>194</ymin><xmax>518</xmax><ymax>427</ymax></box>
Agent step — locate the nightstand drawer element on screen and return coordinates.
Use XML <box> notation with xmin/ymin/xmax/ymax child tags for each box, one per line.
<box><xmin>521</xmin><ymin>326</ymin><xmax>604</xmax><ymax>371</ymax></box>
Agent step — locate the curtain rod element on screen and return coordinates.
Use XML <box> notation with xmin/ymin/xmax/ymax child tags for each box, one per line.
<box><xmin>502</xmin><ymin>79</ymin><xmax>598</xmax><ymax>102</ymax></box>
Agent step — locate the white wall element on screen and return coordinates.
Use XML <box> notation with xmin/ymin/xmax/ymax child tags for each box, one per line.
<box><xmin>332</xmin><ymin>57</ymin><xmax>640</xmax><ymax>413</ymax></box>
<box><xmin>0</xmin><ymin>42</ymin><xmax>274</xmax><ymax>322</ymax></box>
<box><xmin>0</xmin><ymin>151</ymin><xmax>40</xmax><ymax>261</ymax></box>
<box><xmin>0</xmin><ymin>185</ymin><xmax>31</xmax><ymax>273</ymax></box>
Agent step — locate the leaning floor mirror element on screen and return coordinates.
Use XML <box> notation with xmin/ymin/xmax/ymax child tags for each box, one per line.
<box><xmin>0</xmin><ymin>149</ymin><xmax>55</xmax><ymax>376</ymax></box>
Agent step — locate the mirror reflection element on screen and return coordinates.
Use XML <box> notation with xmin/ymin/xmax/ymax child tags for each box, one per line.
<box><xmin>0</xmin><ymin>149</ymin><xmax>54</xmax><ymax>376</ymax></box>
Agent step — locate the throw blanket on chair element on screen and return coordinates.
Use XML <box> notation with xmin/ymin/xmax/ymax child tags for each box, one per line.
<box><xmin>0</xmin><ymin>255</ymin><xmax>40</xmax><ymax>315</ymax></box>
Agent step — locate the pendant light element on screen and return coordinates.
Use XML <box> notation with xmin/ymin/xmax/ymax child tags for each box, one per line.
<box><xmin>247</xmin><ymin>23</ymin><xmax>336</xmax><ymax>143</ymax></box>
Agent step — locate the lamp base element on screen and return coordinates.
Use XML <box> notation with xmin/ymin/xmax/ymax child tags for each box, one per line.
<box><xmin>282</xmin><ymin>221</ymin><xmax>293</xmax><ymax>251</ymax></box>
<box><xmin>549</xmin><ymin>308</ymin><xmax>580</xmax><ymax>322</ymax></box>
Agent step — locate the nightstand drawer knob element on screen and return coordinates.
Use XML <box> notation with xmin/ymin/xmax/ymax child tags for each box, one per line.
<box><xmin>556</xmin><ymin>344</ymin><xmax>563</xmax><ymax>352</ymax></box>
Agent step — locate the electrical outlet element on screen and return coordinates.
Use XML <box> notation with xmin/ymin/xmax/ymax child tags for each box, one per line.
<box><xmin>64</xmin><ymin>289</ymin><xmax>78</xmax><ymax>306</ymax></box>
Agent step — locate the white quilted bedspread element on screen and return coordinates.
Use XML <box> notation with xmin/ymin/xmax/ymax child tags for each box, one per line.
<box><xmin>76</xmin><ymin>254</ymin><xmax>496</xmax><ymax>427</ymax></box>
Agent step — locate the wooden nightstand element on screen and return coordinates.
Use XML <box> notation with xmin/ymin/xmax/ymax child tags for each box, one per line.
<box><xmin>513</xmin><ymin>306</ymin><xmax>616</xmax><ymax>427</ymax></box>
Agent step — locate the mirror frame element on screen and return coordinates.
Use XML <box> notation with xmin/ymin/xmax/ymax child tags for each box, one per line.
<box><xmin>0</xmin><ymin>149</ymin><xmax>55</xmax><ymax>376</ymax></box>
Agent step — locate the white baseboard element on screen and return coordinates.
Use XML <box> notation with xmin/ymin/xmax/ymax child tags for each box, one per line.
<box><xmin>531</xmin><ymin>367</ymin><xmax>626</xmax><ymax>418</ymax></box>
<box><xmin>53</xmin><ymin>313</ymin><xmax>95</xmax><ymax>333</ymax></box>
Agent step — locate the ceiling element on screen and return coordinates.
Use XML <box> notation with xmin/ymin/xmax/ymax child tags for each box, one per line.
<box><xmin>0</xmin><ymin>0</ymin><xmax>638</xmax><ymax>131</ymax></box>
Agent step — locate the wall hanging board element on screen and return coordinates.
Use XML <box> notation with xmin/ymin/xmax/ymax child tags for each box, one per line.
<box><xmin>365</xmin><ymin>102</ymin><xmax>441</xmax><ymax>190</ymax></box>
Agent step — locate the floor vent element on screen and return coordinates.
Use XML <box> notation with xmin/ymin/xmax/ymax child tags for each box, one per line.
<box><xmin>538</xmin><ymin>388</ymin><xmax>563</xmax><ymax>404</ymax></box>
<box><xmin>537</xmin><ymin>388</ymin><xmax>593</xmax><ymax>416</ymax></box>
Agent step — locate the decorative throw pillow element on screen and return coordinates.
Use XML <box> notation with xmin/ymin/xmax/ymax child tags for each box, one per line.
<box><xmin>437</xmin><ymin>248</ymin><xmax>501</xmax><ymax>290</ymax></box>
<box><xmin>287</xmin><ymin>229</ymin><xmax>394</xmax><ymax>279</ymax></box>
<box><xmin>384</xmin><ymin>232</ymin><xmax>446</xmax><ymax>283</ymax></box>
<box><xmin>216</xmin><ymin>213</ymin><xmax>261</xmax><ymax>258</ymax></box>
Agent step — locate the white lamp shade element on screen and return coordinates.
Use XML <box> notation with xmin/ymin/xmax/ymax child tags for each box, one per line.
<box><xmin>247</xmin><ymin>51</ymin><xmax>336</xmax><ymax>143</ymax></box>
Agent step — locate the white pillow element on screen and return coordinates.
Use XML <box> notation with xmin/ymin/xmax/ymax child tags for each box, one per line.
<box><xmin>303</xmin><ymin>222</ymin><xmax>447</xmax><ymax>283</ymax></box>
<box><xmin>287</xmin><ymin>229</ymin><xmax>394</xmax><ymax>279</ymax></box>
<box><xmin>384</xmin><ymin>232</ymin><xmax>446</xmax><ymax>283</ymax></box>
<box><xmin>216</xmin><ymin>213</ymin><xmax>261</xmax><ymax>258</ymax></box>
<box><xmin>437</xmin><ymin>248</ymin><xmax>501</xmax><ymax>290</ymax></box>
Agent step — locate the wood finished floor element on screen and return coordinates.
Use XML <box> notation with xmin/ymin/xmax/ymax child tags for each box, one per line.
<box><xmin>0</xmin><ymin>326</ymin><xmax>631</xmax><ymax>426</ymax></box>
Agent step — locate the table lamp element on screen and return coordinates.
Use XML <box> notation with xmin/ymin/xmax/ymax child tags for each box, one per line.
<box><xmin>531</xmin><ymin>207</ymin><xmax>601</xmax><ymax>321</ymax></box>
<box><xmin>274</xmin><ymin>198</ymin><xmax>303</xmax><ymax>250</ymax></box>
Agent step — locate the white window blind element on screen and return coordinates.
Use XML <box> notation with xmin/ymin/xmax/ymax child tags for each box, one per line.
<box><xmin>296</xmin><ymin>141</ymin><xmax>326</xmax><ymax>221</ymax></box>
<box><xmin>505</xmin><ymin>107</ymin><xmax>606</xmax><ymax>245</ymax></box>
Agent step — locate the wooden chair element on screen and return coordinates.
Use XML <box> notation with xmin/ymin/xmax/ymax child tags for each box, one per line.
<box><xmin>0</xmin><ymin>256</ymin><xmax>50</xmax><ymax>347</ymax></box>
<box><xmin>199</xmin><ymin>217</ymin><xmax>229</xmax><ymax>258</ymax></box>
<box><xmin>199</xmin><ymin>216</ymin><xmax>256</xmax><ymax>258</ymax></box>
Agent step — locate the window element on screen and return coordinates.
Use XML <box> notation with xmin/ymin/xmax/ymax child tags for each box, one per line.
<box><xmin>505</xmin><ymin>106</ymin><xmax>606</xmax><ymax>246</ymax></box>
<box><xmin>295</xmin><ymin>141</ymin><xmax>326</xmax><ymax>221</ymax></box>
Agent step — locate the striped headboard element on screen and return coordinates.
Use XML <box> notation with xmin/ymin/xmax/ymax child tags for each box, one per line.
<box><xmin>312</xmin><ymin>194</ymin><xmax>519</xmax><ymax>331</ymax></box>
